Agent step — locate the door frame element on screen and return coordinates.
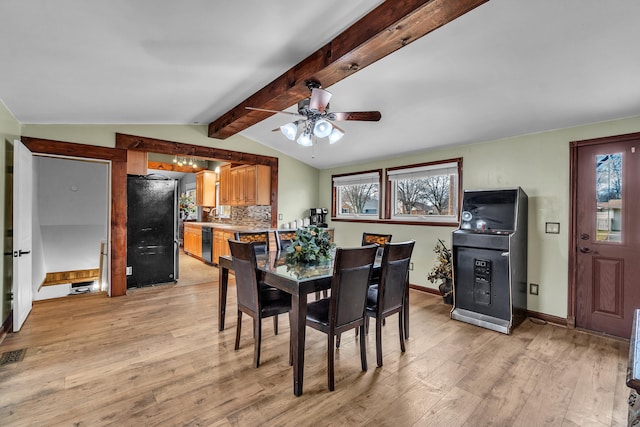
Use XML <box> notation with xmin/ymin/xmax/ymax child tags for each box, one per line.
<box><xmin>568</xmin><ymin>130</ymin><xmax>640</xmax><ymax>329</ymax></box>
<box><xmin>21</xmin><ymin>134</ymin><xmax>279</xmax><ymax>297</ymax></box>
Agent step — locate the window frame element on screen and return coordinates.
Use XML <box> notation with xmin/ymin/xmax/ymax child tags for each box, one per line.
<box><xmin>385</xmin><ymin>158</ymin><xmax>462</xmax><ymax>226</ymax></box>
<box><xmin>331</xmin><ymin>169</ymin><xmax>382</xmax><ymax>221</ymax></box>
<box><xmin>330</xmin><ymin>158</ymin><xmax>462</xmax><ymax>226</ymax></box>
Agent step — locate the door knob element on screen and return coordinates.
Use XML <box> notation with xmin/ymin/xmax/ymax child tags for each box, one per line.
<box><xmin>579</xmin><ymin>247</ymin><xmax>592</xmax><ymax>253</ymax></box>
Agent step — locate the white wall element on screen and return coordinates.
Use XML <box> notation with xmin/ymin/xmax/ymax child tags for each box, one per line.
<box><xmin>34</xmin><ymin>156</ymin><xmax>108</xmax><ymax>291</ymax></box>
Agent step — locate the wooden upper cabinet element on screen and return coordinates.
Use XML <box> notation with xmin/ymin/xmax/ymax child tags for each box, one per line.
<box><xmin>223</xmin><ymin>164</ymin><xmax>271</xmax><ymax>206</ymax></box>
<box><xmin>244</xmin><ymin>164</ymin><xmax>271</xmax><ymax>205</ymax></box>
<box><xmin>195</xmin><ymin>170</ymin><xmax>216</xmax><ymax>207</ymax></box>
<box><xmin>219</xmin><ymin>164</ymin><xmax>231</xmax><ymax>205</ymax></box>
<box><xmin>230</xmin><ymin>167</ymin><xmax>243</xmax><ymax>205</ymax></box>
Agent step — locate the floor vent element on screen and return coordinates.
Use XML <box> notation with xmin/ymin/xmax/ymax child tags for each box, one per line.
<box><xmin>0</xmin><ymin>348</ymin><xmax>26</xmax><ymax>366</ymax></box>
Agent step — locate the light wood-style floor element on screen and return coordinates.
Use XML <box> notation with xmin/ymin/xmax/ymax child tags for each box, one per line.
<box><xmin>0</xmin><ymin>273</ymin><xmax>631</xmax><ymax>426</ymax></box>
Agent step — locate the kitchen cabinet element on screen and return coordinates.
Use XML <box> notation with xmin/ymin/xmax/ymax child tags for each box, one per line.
<box><xmin>229</xmin><ymin>164</ymin><xmax>271</xmax><ymax>206</ymax></box>
<box><xmin>183</xmin><ymin>224</ymin><xmax>202</xmax><ymax>258</ymax></box>
<box><xmin>230</xmin><ymin>167</ymin><xmax>243</xmax><ymax>206</ymax></box>
<box><xmin>195</xmin><ymin>170</ymin><xmax>216</xmax><ymax>207</ymax></box>
<box><xmin>213</xmin><ymin>229</ymin><xmax>235</xmax><ymax>264</ymax></box>
<box><xmin>219</xmin><ymin>164</ymin><xmax>231</xmax><ymax>205</ymax></box>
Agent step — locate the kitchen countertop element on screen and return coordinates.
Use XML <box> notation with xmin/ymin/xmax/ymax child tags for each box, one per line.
<box><xmin>183</xmin><ymin>222</ymin><xmax>274</xmax><ymax>232</ymax></box>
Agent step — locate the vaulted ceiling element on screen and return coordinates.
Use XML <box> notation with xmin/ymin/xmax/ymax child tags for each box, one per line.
<box><xmin>2</xmin><ymin>1</ymin><xmax>640</xmax><ymax>169</ymax></box>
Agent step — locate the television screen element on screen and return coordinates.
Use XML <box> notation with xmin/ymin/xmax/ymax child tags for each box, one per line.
<box><xmin>460</xmin><ymin>189</ymin><xmax>518</xmax><ymax>233</ymax></box>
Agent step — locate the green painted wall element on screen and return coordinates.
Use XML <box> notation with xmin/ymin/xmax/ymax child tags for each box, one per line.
<box><xmin>319</xmin><ymin>115</ymin><xmax>640</xmax><ymax>319</ymax></box>
<box><xmin>0</xmin><ymin>101</ymin><xmax>21</xmax><ymax>325</ymax></box>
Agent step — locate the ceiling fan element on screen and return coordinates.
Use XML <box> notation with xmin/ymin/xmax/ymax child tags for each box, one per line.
<box><xmin>246</xmin><ymin>81</ymin><xmax>381</xmax><ymax>146</ymax></box>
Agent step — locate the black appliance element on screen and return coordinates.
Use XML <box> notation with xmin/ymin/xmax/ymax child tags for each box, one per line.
<box><xmin>309</xmin><ymin>208</ymin><xmax>328</xmax><ymax>227</ymax></box>
<box><xmin>201</xmin><ymin>226</ymin><xmax>212</xmax><ymax>263</ymax></box>
<box><xmin>127</xmin><ymin>175</ymin><xmax>178</xmax><ymax>288</ymax></box>
<box><xmin>451</xmin><ymin>187</ymin><xmax>528</xmax><ymax>334</ymax></box>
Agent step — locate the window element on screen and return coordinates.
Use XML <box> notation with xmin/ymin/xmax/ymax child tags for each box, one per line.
<box><xmin>332</xmin><ymin>170</ymin><xmax>381</xmax><ymax>219</ymax></box>
<box><xmin>387</xmin><ymin>159</ymin><xmax>461</xmax><ymax>223</ymax></box>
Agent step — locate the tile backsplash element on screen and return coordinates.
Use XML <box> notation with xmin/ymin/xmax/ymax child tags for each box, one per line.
<box><xmin>206</xmin><ymin>205</ymin><xmax>271</xmax><ymax>228</ymax></box>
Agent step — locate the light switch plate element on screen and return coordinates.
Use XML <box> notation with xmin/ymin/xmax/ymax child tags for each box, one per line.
<box><xmin>545</xmin><ymin>222</ymin><xmax>560</xmax><ymax>234</ymax></box>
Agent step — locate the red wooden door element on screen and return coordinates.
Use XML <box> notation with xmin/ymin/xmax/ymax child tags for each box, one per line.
<box><xmin>575</xmin><ymin>135</ymin><xmax>640</xmax><ymax>338</ymax></box>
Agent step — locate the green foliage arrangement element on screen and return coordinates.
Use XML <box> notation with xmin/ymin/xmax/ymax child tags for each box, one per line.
<box><xmin>179</xmin><ymin>193</ymin><xmax>196</xmax><ymax>218</ymax></box>
<box><xmin>285</xmin><ymin>226</ymin><xmax>336</xmax><ymax>264</ymax></box>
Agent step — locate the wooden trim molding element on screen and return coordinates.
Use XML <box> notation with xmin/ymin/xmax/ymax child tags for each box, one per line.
<box><xmin>115</xmin><ymin>133</ymin><xmax>279</xmax><ymax>228</ymax></box>
<box><xmin>22</xmin><ymin>137</ymin><xmax>129</xmax><ymax>297</ymax></box>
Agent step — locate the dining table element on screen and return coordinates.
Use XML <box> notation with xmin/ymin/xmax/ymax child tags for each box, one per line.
<box><xmin>217</xmin><ymin>250</ymin><xmax>408</xmax><ymax>396</ymax></box>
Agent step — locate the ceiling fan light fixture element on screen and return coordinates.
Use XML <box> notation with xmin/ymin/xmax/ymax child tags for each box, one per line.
<box><xmin>280</xmin><ymin>122</ymin><xmax>298</xmax><ymax>141</ymax></box>
<box><xmin>328</xmin><ymin>127</ymin><xmax>344</xmax><ymax>144</ymax></box>
<box><xmin>297</xmin><ymin>132</ymin><xmax>313</xmax><ymax>147</ymax></box>
<box><xmin>313</xmin><ymin>119</ymin><xmax>332</xmax><ymax>138</ymax></box>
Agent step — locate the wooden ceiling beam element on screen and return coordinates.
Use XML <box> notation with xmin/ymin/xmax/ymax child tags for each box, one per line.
<box><xmin>208</xmin><ymin>0</ymin><xmax>488</xmax><ymax>139</ymax></box>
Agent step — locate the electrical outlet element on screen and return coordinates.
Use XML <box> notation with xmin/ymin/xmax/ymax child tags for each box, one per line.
<box><xmin>529</xmin><ymin>283</ymin><xmax>539</xmax><ymax>295</ymax></box>
<box><xmin>126</xmin><ymin>266</ymin><xmax>133</xmax><ymax>276</ymax></box>
<box><xmin>278</xmin><ymin>213</ymin><xmax>283</xmax><ymax>220</ymax></box>
<box><xmin>409</xmin><ymin>262</ymin><xmax>414</xmax><ymax>271</ymax></box>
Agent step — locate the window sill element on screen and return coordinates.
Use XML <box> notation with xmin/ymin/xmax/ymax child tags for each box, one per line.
<box><xmin>331</xmin><ymin>218</ymin><xmax>459</xmax><ymax>227</ymax></box>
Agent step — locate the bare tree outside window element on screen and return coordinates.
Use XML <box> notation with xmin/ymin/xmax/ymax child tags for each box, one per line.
<box><xmin>340</xmin><ymin>184</ymin><xmax>377</xmax><ymax>214</ymax></box>
<box><xmin>424</xmin><ymin>175</ymin><xmax>451</xmax><ymax>215</ymax></box>
<box><xmin>396</xmin><ymin>176</ymin><xmax>451</xmax><ymax>215</ymax></box>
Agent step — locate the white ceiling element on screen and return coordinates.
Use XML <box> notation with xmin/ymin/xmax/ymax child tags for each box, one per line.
<box><xmin>2</xmin><ymin>1</ymin><xmax>640</xmax><ymax>170</ymax></box>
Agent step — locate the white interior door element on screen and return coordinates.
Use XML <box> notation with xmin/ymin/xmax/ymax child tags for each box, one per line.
<box><xmin>13</xmin><ymin>139</ymin><xmax>33</xmax><ymax>331</ymax></box>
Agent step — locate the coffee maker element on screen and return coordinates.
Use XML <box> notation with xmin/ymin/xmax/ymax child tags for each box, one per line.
<box><xmin>309</xmin><ymin>208</ymin><xmax>328</xmax><ymax>227</ymax></box>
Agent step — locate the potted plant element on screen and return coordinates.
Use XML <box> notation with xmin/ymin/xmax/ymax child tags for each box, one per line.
<box><xmin>285</xmin><ymin>226</ymin><xmax>336</xmax><ymax>264</ymax></box>
<box><xmin>427</xmin><ymin>238</ymin><xmax>453</xmax><ymax>304</ymax></box>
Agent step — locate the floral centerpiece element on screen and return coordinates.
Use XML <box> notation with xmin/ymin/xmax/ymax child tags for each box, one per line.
<box><xmin>285</xmin><ymin>226</ymin><xmax>336</xmax><ymax>264</ymax></box>
<box><xmin>427</xmin><ymin>238</ymin><xmax>453</xmax><ymax>304</ymax></box>
<box><xmin>179</xmin><ymin>192</ymin><xmax>196</xmax><ymax>219</ymax></box>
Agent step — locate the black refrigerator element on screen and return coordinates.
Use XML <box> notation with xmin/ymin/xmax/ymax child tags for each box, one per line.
<box><xmin>127</xmin><ymin>175</ymin><xmax>179</xmax><ymax>288</ymax></box>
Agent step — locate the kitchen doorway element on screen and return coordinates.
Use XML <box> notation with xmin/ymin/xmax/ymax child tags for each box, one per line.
<box><xmin>33</xmin><ymin>155</ymin><xmax>110</xmax><ymax>300</ymax></box>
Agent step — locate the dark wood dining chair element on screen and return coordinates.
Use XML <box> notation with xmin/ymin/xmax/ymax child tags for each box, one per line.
<box><xmin>228</xmin><ymin>239</ymin><xmax>291</xmax><ymax>368</ymax></box>
<box><xmin>274</xmin><ymin>229</ymin><xmax>297</xmax><ymax>251</ymax></box>
<box><xmin>234</xmin><ymin>231</ymin><xmax>270</xmax><ymax>255</ymax></box>
<box><xmin>305</xmin><ymin>244</ymin><xmax>378</xmax><ymax>391</ymax></box>
<box><xmin>366</xmin><ymin>240</ymin><xmax>415</xmax><ymax>367</ymax></box>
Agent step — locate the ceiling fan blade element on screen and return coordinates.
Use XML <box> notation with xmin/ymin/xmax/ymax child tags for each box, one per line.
<box><xmin>245</xmin><ymin>106</ymin><xmax>301</xmax><ymax>117</ymax></box>
<box><xmin>331</xmin><ymin>122</ymin><xmax>345</xmax><ymax>133</ymax></box>
<box><xmin>331</xmin><ymin>111</ymin><xmax>382</xmax><ymax>121</ymax></box>
<box><xmin>309</xmin><ymin>88</ymin><xmax>332</xmax><ymax>112</ymax></box>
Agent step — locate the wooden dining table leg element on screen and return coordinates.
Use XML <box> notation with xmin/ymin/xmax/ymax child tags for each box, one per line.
<box><xmin>290</xmin><ymin>292</ymin><xmax>307</xmax><ymax>396</ymax></box>
<box><xmin>218</xmin><ymin>265</ymin><xmax>229</xmax><ymax>331</ymax></box>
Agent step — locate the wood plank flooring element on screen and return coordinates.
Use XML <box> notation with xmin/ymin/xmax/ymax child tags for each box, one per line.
<box><xmin>0</xmin><ymin>275</ymin><xmax>631</xmax><ymax>426</ymax></box>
